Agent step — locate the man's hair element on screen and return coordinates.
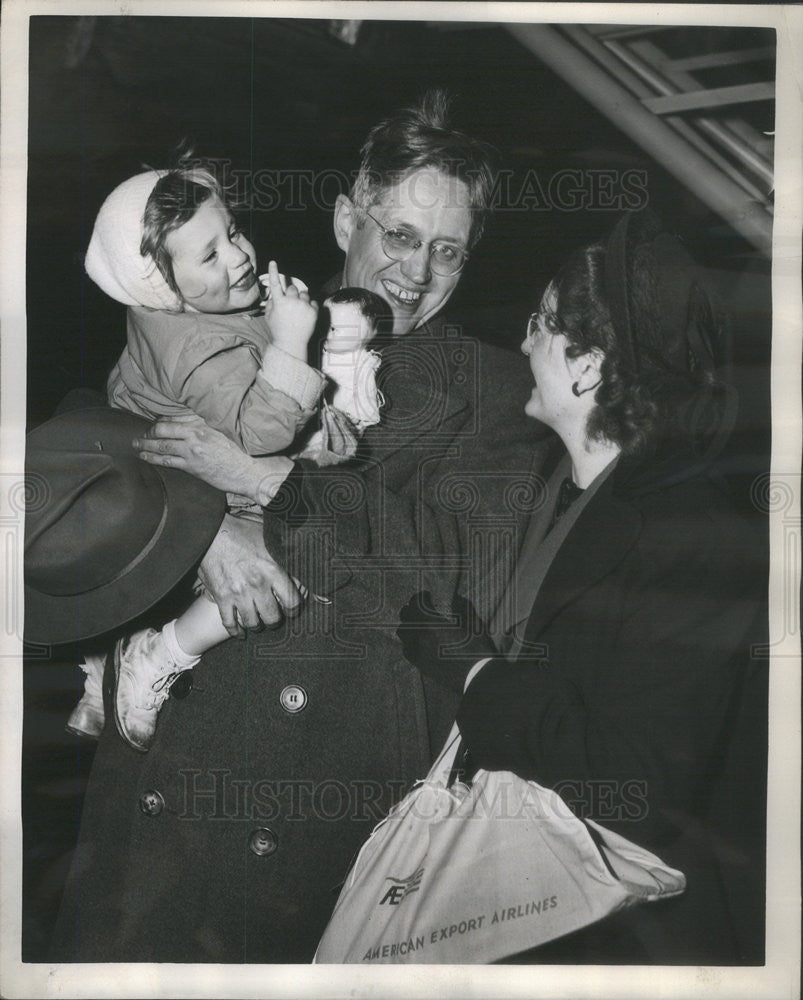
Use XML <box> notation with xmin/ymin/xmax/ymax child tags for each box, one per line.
<box><xmin>350</xmin><ymin>89</ymin><xmax>497</xmax><ymax>247</ymax></box>
<box><xmin>140</xmin><ymin>166</ymin><xmax>227</xmax><ymax>295</ymax></box>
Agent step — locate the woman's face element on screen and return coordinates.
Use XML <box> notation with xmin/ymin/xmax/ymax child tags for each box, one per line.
<box><xmin>521</xmin><ymin>284</ymin><xmax>575</xmax><ymax>430</ymax></box>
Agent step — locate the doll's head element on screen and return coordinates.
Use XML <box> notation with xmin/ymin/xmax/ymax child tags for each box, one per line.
<box><xmin>324</xmin><ymin>287</ymin><xmax>388</xmax><ymax>352</ymax></box>
<box><xmin>86</xmin><ymin>168</ymin><xmax>259</xmax><ymax>314</ymax></box>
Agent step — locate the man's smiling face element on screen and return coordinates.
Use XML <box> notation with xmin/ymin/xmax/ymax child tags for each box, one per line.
<box><xmin>334</xmin><ymin>167</ymin><xmax>472</xmax><ymax>337</ymax></box>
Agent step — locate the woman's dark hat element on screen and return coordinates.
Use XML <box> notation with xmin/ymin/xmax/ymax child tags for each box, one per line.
<box><xmin>603</xmin><ymin>211</ymin><xmax>738</xmax><ymax>480</ymax></box>
<box><xmin>603</xmin><ymin>210</ymin><xmax>729</xmax><ymax>378</ymax></box>
<box><xmin>24</xmin><ymin>407</ymin><xmax>226</xmax><ymax>645</ymax></box>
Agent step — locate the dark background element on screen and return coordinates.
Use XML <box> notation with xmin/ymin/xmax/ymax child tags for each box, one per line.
<box><xmin>23</xmin><ymin>15</ymin><xmax>772</xmax><ymax>962</ymax></box>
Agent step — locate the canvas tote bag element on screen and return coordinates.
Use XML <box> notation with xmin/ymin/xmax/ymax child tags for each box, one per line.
<box><xmin>314</xmin><ymin>661</ymin><xmax>686</xmax><ymax>965</ymax></box>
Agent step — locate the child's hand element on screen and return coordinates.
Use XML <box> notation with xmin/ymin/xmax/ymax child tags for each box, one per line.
<box><xmin>263</xmin><ymin>261</ymin><xmax>318</xmax><ymax>361</ymax></box>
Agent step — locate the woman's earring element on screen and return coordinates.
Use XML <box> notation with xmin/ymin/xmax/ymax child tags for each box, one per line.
<box><xmin>572</xmin><ymin>378</ymin><xmax>601</xmax><ymax>397</ymax></box>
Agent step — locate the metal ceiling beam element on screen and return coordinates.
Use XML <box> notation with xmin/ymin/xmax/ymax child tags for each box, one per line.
<box><xmin>585</xmin><ymin>25</ymin><xmax>671</xmax><ymax>41</ymax></box>
<box><xmin>564</xmin><ymin>25</ymin><xmax>770</xmax><ymax>203</ymax></box>
<box><xmin>628</xmin><ymin>38</ymin><xmax>774</xmax><ymax>183</ymax></box>
<box><xmin>642</xmin><ymin>82</ymin><xmax>775</xmax><ymax>114</ymax></box>
<box><xmin>506</xmin><ymin>23</ymin><xmax>773</xmax><ymax>256</ymax></box>
<box><xmin>667</xmin><ymin>46</ymin><xmax>776</xmax><ymax>72</ymax></box>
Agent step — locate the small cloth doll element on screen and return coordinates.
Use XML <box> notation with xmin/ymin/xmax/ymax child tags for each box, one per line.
<box><xmin>298</xmin><ymin>287</ymin><xmax>387</xmax><ymax>465</ymax></box>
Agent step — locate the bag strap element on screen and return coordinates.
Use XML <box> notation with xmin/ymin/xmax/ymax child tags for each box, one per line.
<box><xmin>428</xmin><ymin>657</ymin><xmax>494</xmax><ymax>786</ymax></box>
<box><xmin>445</xmin><ymin>739</ymin><xmax>473</xmax><ymax>788</ymax></box>
<box><xmin>428</xmin><ymin>726</ymin><xmax>463</xmax><ymax>785</ymax></box>
<box><xmin>463</xmin><ymin>656</ymin><xmax>493</xmax><ymax>691</ymax></box>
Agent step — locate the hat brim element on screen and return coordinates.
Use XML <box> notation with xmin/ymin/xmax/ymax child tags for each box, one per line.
<box><xmin>24</xmin><ymin>407</ymin><xmax>227</xmax><ymax>646</ymax></box>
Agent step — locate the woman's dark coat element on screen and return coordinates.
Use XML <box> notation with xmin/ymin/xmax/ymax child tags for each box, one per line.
<box><xmin>456</xmin><ymin>446</ymin><xmax>766</xmax><ymax>963</ymax></box>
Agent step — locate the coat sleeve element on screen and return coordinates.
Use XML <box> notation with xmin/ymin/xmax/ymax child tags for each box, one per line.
<box><xmin>457</xmin><ymin>499</ymin><xmax>764</xmax><ymax>843</ymax></box>
<box><xmin>262</xmin><ymin>452</ymin><xmax>465</xmax><ymax>619</ymax></box>
<box><xmin>262</xmin><ymin>333</ymin><xmax>551</xmax><ymax>624</ymax></box>
<box><xmin>172</xmin><ymin>336</ymin><xmax>325</xmax><ymax>456</ymax></box>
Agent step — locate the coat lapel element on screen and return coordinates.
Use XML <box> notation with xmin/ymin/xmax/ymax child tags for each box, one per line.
<box><xmin>471</xmin><ymin>443</ymin><xmax>554</xmax><ymax>628</ymax></box>
<box><xmin>523</xmin><ymin>478</ymin><xmax>642</xmax><ymax>643</ymax></box>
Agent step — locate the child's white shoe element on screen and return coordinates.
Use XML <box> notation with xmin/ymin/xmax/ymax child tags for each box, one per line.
<box><xmin>112</xmin><ymin>628</ymin><xmax>194</xmax><ymax>752</ymax></box>
<box><xmin>66</xmin><ymin>653</ymin><xmax>107</xmax><ymax>739</ymax></box>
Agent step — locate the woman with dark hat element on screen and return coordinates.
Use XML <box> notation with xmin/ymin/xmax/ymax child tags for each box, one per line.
<box><xmin>398</xmin><ymin>211</ymin><xmax>764</xmax><ymax>962</ymax></box>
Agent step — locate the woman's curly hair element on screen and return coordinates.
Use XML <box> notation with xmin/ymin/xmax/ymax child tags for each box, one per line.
<box><xmin>542</xmin><ymin>213</ymin><xmax>730</xmax><ymax>458</ymax></box>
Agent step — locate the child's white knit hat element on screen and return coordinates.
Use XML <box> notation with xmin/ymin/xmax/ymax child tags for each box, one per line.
<box><xmin>85</xmin><ymin>170</ymin><xmax>183</xmax><ymax>311</ymax></box>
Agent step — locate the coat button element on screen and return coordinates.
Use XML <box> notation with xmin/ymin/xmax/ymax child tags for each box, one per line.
<box><xmin>139</xmin><ymin>789</ymin><xmax>165</xmax><ymax>816</ymax></box>
<box><xmin>169</xmin><ymin>671</ymin><xmax>193</xmax><ymax>699</ymax></box>
<box><xmin>279</xmin><ymin>685</ymin><xmax>308</xmax><ymax>713</ymax></box>
<box><xmin>249</xmin><ymin>827</ymin><xmax>278</xmax><ymax>857</ymax></box>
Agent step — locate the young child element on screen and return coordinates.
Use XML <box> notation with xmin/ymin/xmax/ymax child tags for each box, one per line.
<box><xmin>70</xmin><ymin>166</ymin><xmax>385</xmax><ymax>752</ymax></box>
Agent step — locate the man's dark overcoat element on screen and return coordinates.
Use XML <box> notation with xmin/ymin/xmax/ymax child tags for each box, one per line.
<box><xmin>50</xmin><ymin>321</ymin><xmax>546</xmax><ymax>962</ymax></box>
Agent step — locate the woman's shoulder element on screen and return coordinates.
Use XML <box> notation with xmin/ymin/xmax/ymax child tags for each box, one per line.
<box><xmin>622</xmin><ymin>468</ymin><xmax>763</xmax><ymax>588</ymax></box>
<box><xmin>615</xmin><ymin>444</ymin><xmax>741</xmax><ymax>515</ymax></box>
<box><xmin>638</xmin><ymin>471</ymin><xmax>733</xmax><ymax>514</ymax></box>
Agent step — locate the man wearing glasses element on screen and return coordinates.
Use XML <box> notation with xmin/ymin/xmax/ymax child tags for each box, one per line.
<box><xmin>333</xmin><ymin>168</ymin><xmax>473</xmax><ymax>335</ymax></box>
<box><xmin>51</xmin><ymin>90</ymin><xmax>542</xmax><ymax>963</ymax></box>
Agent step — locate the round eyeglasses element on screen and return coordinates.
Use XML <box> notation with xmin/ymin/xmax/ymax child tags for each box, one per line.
<box><xmin>526</xmin><ymin>307</ymin><xmax>557</xmax><ymax>342</ymax></box>
<box><xmin>362</xmin><ymin>210</ymin><xmax>469</xmax><ymax>277</ymax></box>
<box><xmin>525</xmin><ymin>312</ymin><xmax>545</xmax><ymax>343</ymax></box>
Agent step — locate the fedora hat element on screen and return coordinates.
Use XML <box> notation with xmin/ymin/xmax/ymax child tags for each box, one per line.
<box><xmin>24</xmin><ymin>407</ymin><xmax>226</xmax><ymax>645</ymax></box>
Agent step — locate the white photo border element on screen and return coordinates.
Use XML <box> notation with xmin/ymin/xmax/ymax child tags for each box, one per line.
<box><xmin>1</xmin><ymin>2</ymin><xmax>800</xmax><ymax>998</ymax></box>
